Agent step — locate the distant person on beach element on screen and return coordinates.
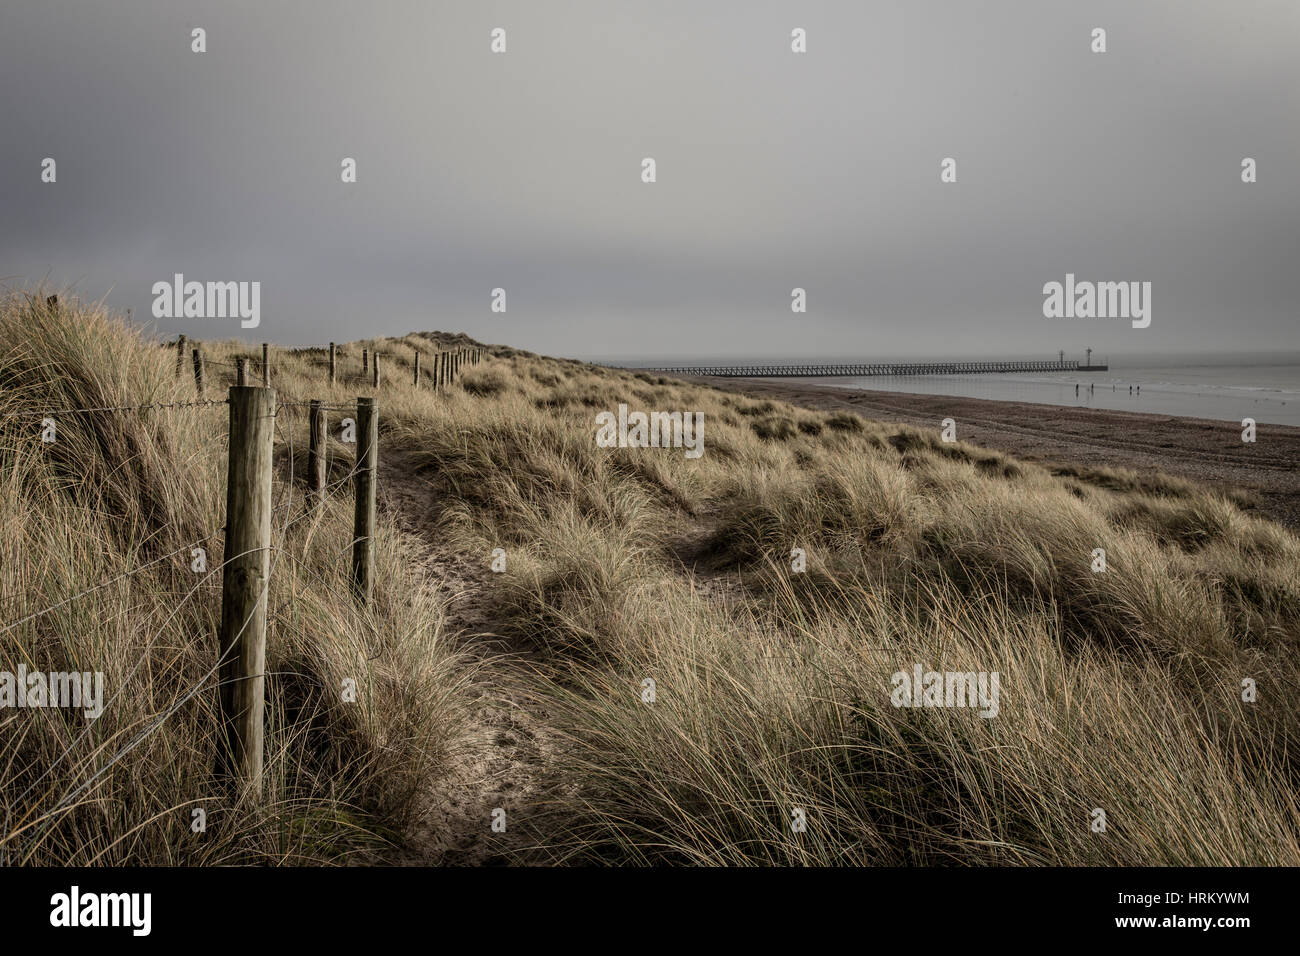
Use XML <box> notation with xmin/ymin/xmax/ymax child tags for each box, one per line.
<box><xmin>1075</xmin><ymin>384</ymin><xmax>1079</xmax><ymax>397</ymax></box>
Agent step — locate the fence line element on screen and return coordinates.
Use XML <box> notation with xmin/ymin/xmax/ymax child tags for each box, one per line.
<box><xmin>3</xmin><ymin>380</ymin><xmax>379</xmax><ymax>844</ymax></box>
<box><xmin>4</xmin><ymin>334</ymin><xmax>498</xmax><ymax>851</ymax></box>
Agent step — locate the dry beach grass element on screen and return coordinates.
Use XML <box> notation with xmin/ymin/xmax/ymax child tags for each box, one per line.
<box><xmin>2</xmin><ymin>290</ymin><xmax>1297</xmax><ymax>866</ymax></box>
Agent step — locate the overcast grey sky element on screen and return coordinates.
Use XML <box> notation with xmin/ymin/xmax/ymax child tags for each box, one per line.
<box><xmin>2</xmin><ymin>0</ymin><xmax>1297</xmax><ymax>360</ymax></box>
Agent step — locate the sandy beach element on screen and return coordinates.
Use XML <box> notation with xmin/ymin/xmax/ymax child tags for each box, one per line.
<box><xmin>674</xmin><ymin>375</ymin><xmax>1300</xmax><ymax>530</ymax></box>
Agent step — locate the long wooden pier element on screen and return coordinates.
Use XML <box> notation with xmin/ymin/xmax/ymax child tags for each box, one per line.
<box><xmin>633</xmin><ymin>361</ymin><xmax>1108</xmax><ymax>378</ymax></box>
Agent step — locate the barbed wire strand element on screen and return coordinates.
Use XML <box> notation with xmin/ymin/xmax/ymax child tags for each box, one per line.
<box><xmin>6</xmin><ymin>398</ymin><xmax>229</xmax><ymax>419</ymax></box>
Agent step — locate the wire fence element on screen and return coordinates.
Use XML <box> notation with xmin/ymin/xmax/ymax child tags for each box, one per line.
<box><xmin>0</xmin><ymin>337</ymin><xmax>490</xmax><ymax>861</ymax></box>
<box><xmin>0</xmin><ymin>345</ymin><xmax>461</xmax><ymax>861</ymax></box>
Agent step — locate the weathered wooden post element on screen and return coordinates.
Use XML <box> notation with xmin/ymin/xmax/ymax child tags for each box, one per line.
<box><xmin>372</xmin><ymin>353</ymin><xmax>381</xmax><ymax>388</ymax></box>
<box><xmin>219</xmin><ymin>384</ymin><xmax>275</xmax><ymax>794</ymax></box>
<box><xmin>351</xmin><ymin>397</ymin><xmax>377</xmax><ymax>605</ymax></box>
<box><xmin>413</xmin><ymin>351</ymin><xmax>421</xmax><ymax>387</ymax></box>
<box><xmin>192</xmin><ymin>348</ymin><xmax>205</xmax><ymax>397</ymax></box>
<box><xmin>329</xmin><ymin>343</ymin><xmax>336</xmax><ymax>385</ymax></box>
<box><xmin>237</xmin><ymin>358</ymin><xmax>249</xmax><ymax>386</ymax></box>
<box><xmin>308</xmin><ymin>399</ymin><xmax>327</xmax><ymax>501</ymax></box>
<box><xmin>362</xmin><ymin>349</ymin><xmax>368</xmax><ymax>375</ymax></box>
<box><xmin>438</xmin><ymin>351</ymin><xmax>446</xmax><ymax>388</ymax></box>
<box><xmin>261</xmin><ymin>343</ymin><xmax>270</xmax><ymax>387</ymax></box>
<box><xmin>176</xmin><ymin>335</ymin><xmax>187</xmax><ymax>378</ymax></box>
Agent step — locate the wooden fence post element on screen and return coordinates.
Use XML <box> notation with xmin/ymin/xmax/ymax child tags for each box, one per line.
<box><xmin>372</xmin><ymin>353</ymin><xmax>380</xmax><ymax>388</ymax></box>
<box><xmin>329</xmin><ymin>343</ymin><xmax>336</xmax><ymax>385</ymax></box>
<box><xmin>219</xmin><ymin>384</ymin><xmax>275</xmax><ymax>794</ymax></box>
<box><xmin>351</xmin><ymin>397</ymin><xmax>377</xmax><ymax>605</ymax></box>
<box><xmin>413</xmin><ymin>351</ymin><xmax>420</xmax><ymax>387</ymax></box>
<box><xmin>308</xmin><ymin>399</ymin><xmax>327</xmax><ymax>502</ymax></box>
<box><xmin>176</xmin><ymin>335</ymin><xmax>187</xmax><ymax>378</ymax></box>
<box><xmin>237</xmin><ymin>358</ymin><xmax>249</xmax><ymax>386</ymax></box>
<box><xmin>262</xmin><ymin>343</ymin><xmax>270</xmax><ymax>387</ymax></box>
<box><xmin>362</xmin><ymin>349</ymin><xmax>368</xmax><ymax>375</ymax></box>
<box><xmin>192</xmin><ymin>348</ymin><xmax>205</xmax><ymax>397</ymax></box>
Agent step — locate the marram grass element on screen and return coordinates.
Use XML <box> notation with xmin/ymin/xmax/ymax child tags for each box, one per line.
<box><xmin>2</xmin><ymin>289</ymin><xmax>1297</xmax><ymax>865</ymax></box>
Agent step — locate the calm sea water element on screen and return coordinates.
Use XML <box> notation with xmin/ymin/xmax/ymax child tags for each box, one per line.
<box><xmin>777</xmin><ymin>364</ymin><xmax>1300</xmax><ymax>427</ymax></box>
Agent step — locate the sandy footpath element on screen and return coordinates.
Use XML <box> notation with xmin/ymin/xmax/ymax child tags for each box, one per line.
<box><xmin>674</xmin><ymin>376</ymin><xmax>1300</xmax><ymax>530</ymax></box>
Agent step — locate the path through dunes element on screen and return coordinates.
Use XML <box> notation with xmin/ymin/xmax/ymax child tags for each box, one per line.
<box><xmin>372</xmin><ymin>451</ymin><xmax>744</xmax><ymax>864</ymax></box>
<box><xmin>376</xmin><ymin>450</ymin><xmax>560</xmax><ymax>864</ymax></box>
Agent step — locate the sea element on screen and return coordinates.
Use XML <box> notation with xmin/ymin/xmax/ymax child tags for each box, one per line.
<box><xmin>606</xmin><ymin>355</ymin><xmax>1300</xmax><ymax>428</ymax></box>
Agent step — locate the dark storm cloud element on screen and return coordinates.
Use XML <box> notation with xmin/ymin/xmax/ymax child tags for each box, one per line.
<box><xmin>1</xmin><ymin>0</ymin><xmax>1297</xmax><ymax>360</ymax></box>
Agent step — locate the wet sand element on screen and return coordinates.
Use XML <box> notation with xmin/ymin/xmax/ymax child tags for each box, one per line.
<box><xmin>678</xmin><ymin>375</ymin><xmax>1300</xmax><ymax>530</ymax></box>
